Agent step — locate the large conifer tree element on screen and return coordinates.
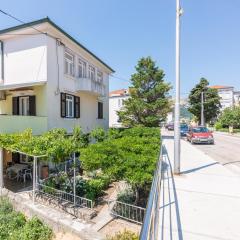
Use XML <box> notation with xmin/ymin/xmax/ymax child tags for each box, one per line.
<box><xmin>188</xmin><ymin>78</ymin><xmax>221</xmax><ymax>123</ymax></box>
<box><xmin>118</xmin><ymin>57</ymin><xmax>172</xmax><ymax>127</ymax></box>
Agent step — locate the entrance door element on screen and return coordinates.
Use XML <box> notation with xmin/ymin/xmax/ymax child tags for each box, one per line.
<box><xmin>19</xmin><ymin>96</ymin><xmax>29</xmax><ymax>116</ymax></box>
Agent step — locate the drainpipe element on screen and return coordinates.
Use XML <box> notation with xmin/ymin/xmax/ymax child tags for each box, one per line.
<box><xmin>0</xmin><ymin>41</ymin><xmax>4</xmax><ymax>82</ymax></box>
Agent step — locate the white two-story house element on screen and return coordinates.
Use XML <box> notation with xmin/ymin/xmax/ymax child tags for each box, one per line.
<box><xmin>109</xmin><ymin>89</ymin><xmax>130</xmax><ymax>127</ymax></box>
<box><xmin>209</xmin><ymin>85</ymin><xmax>240</xmax><ymax>110</ymax></box>
<box><xmin>0</xmin><ymin>17</ymin><xmax>114</xmax><ymax>135</ymax></box>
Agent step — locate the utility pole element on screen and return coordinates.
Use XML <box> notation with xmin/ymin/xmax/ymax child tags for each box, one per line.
<box><xmin>174</xmin><ymin>0</ymin><xmax>183</xmax><ymax>174</ymax></box>
<box><xmin>201</xmin><ymin>92</ymin><xmax>205</xmax><ymax>126</ymax></box>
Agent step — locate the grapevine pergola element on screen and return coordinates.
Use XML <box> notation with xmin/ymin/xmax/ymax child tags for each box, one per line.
<box><xmin>0</xmin><ymin>127</ymin><xmax>85</xmax><ymax>204</ymax></box>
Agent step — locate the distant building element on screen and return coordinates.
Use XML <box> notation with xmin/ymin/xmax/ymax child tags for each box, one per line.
<box><xmin>210</xmin><ymin>85</ymin><xmax>240</xmax><ymax>110</ymax></box>
<box><xmin>109</xmin><ymin>89</ymin><xmax>129</xmax><ymax>127</ymax></box>
<box><xmin>234</xmin><ymin>91</ymin><xmax>240</xmax><ymax>106</ymax></box>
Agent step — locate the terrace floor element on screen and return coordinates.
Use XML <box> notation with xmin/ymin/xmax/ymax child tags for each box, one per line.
<box><xmin>3</xmin><ymin>175</ymin><xmax>32</xmax><ymax>193</ymax></box>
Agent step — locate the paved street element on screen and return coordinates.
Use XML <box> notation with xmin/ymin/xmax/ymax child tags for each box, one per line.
<box><xmin>183</xmin><ymin>132</ymin><xmax>240</xmax><ymax>174</ymax></box>
<box><xmin>164</xmin><ymin>129</ymin><xmax>240</xmax><ymax>174</ymax></box>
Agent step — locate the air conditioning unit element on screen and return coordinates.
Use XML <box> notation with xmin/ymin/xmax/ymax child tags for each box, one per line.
<box><xmin>0</xmin><ymin>90</ymin><xmax>6</xmax><ymax>100</ymax></box>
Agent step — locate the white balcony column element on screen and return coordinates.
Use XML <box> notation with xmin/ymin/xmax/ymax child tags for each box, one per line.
<box><xmin>0</xmin><ymin>148</ymin><xmax>4</xmax><ymax>190</ymax></box>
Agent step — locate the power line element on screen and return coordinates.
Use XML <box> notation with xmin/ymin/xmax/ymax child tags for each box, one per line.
<box><xmin>0</xmin><ymin>9</ymin><xmax>46</xmax><ymax>35</ymax></box>
<box><xmin>0</xmin><ymin>9</ymin><xmax>61</xmax><ymax>41</ymax></box>
<box><xmin>110</xmin><ymin>74</ymin><xmax>131</xmax><ymax>83</ymax></box>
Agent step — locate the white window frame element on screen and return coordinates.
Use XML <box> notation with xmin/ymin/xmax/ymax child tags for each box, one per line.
<box><xmin>97</xmin><ymin>70</ymin><xmax>103</xmax><ymax>84</ymax></box>
<box><xmin>19</xmin><ymin>96</ymin><xmax>29</xmax><ymax>116</ymax></box>
<box><xmin>78</xmin><ymin>58</ymin><xmax>87</xmax><ymax>78</ymax></box>
<box><xmin>66</xmin><ymin>94</ymin><xmax>74</xmax><ymax>118</ymax></box>
<box><xmin>88</xmin><ymin>65</ymin><xmax>96</xmax><ymax>81</ymax></box>
<box><xmin>118</xmin><ymin>98</ymin><xmax>122</xmax><ymax>108</ymax></box>
<box><xmin>65</xmin><ymin>51</ymin><xmax>75</xmax><ymax>76</ymax></box>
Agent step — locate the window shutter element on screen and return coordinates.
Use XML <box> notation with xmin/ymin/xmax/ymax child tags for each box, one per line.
<box><xmin>29</xmin><ymin>96</ymin><xmax>36</xmax><ymax>116</ymax></box>
<box><xmin>61</xmin><ymin>93</ymin><xmax>66</xmax><ymax>117</ymax></box>
<box><xmin>74</xmin><ymin>96</ymin><xmax>80</xmax><ymax>118</ymax></box>
<box><xmin>12</xmin><ymin>152</ymin><xmax>20</xmax><ymax>164</ymax></box>
<box><xmin>12</xmin><ymin>97</ymin><xmax>19</xmax><ymax>115</ymax></box>
<box><xmin>98</xmin><ymin>102</ymin><xmax>103</xmax><ymax>119</ymax></box>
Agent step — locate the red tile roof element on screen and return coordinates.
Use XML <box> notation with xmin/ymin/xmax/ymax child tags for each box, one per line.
<box><xmin>209</xmin><ymin>85</ymin><xmax>233</xmax><ymax>89</ymax></box>
<box><xmin>109</xmin><ymin>89</ymin><xmax>129</xmax><ymax>97</ymax></box>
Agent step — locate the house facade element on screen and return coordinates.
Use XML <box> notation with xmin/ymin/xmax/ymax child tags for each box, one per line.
<box><xmin>210</xmin><ymin>85</ymin><xmax>240</xmax><ymax>110</ymax></box>
<box><xmin>0</xmin><ymin>18</ymin><xmax>114</xmax><ymax>135</ymax></box>
<box><xmin>233</xmin><ymin>91</ymin><xmax>240</xmax><ymax>106</ymax></box>
<box><xmin>109</xmin><ymin>89</ymin><xmax>129</xmax><ymax>127</ymax></box>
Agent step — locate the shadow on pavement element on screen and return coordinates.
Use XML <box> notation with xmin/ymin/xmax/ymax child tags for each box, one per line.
<box><xmin>223</xmin><ymin>161</ymin><xmax>240</xmax><ymax>166</ymax></box>
<box><xmin>160</xmin><ymin>145</ymin><xmax>183</xmax><ymax>240</ymax></box>
<box><xmin>180</xmin><ymin>162</ymin><xmax>219</xmax><ymax>175</ymax></box>
<box><xmin>162</xmin><ymin>135</ymin><xmax>174</xmax><ymax>140</ymax></box>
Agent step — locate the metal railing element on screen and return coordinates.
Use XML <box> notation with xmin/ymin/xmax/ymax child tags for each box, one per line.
<box><xmin>140</xmin><ymin>146</ymin><xmax>163</xmax><ymax>240</ymax></box>
<box><xmin>108</xmin><ymin>199</ymin><xmax>146</xmax><ymax>224</ymax></box>
<box><xmin>36</xmin><ymin>183</ymin><xmax>93</xmax><ymax>209</ymax></box>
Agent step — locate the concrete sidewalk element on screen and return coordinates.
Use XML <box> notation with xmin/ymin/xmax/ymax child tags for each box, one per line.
<box><xmin>160</xmin><ymin>134</ymin><xmax>240</xmax><ymax>240</ymax></box>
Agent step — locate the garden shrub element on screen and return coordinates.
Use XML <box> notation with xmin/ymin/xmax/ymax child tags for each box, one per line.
<box><xmin>214</xmin><ymin>122</ymin><xmax>222</xmax><ymax>130</ymax></box>
<box><xmin>0</xmin><ymin>197</ymin><xmax>52</xmax><ymax>240</ymax></box>
<box><xmin>42</xmin><ymin>173</ymin><xmax>110</xmax><ymax>201</ymax></box>
<box><xmin>81</xmin><ymin>127</ymin><xmax>160</xmax><ymax>206</ymax></box>
<box><xmin>117</xmin><ymin>189</ymin><xmax>135</xmax><ymax>204</ymax></box>
<box><xmin>75</xmin><ymin>176</ymin><xmax>87</xmax><ymax>196</ymax></box>
<box><xmin>85</xmin><ymin>178</ymin><xmax>106</xmax><ymax>201</ymax></box>
<box><xmin>12</xmin><ymin>216</ymin><xmax>53</xmax><ymax>240</ymax></box>
<box><xmin>90</xmin><ymin>127</ymin><xmax>107</xmax><ymax>142</ymax></box>
<box><xmin>0</xmin><ymin>196</ymin><xmax>13</xmax><ymax>214</ymax></box>
<box><xmin>107</xmin><ymin>229</ymin><xmax>139</xmax><ymax>240</ymax></box>
<box><xmin>96</xmin><ymin>174</ymin><xmax>111</xmax><ymax>189</ymax></box>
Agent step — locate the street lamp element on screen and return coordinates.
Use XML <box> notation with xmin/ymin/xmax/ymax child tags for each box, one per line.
<box><xmin>174</xmin><ymin>0</ymin><xmax>183</xmax><ymax>174</ymax></box>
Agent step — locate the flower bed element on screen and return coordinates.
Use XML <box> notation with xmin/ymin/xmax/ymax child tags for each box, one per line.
<box><xmin>41</xmin><ymin>171</ymin><xmax>111</xmax><ymax>202</ymax></box>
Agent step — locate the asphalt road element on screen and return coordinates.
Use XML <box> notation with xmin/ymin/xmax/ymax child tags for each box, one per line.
<box><xmin>184</xmin><ymin>132</ymin><xmax>240</xmax><ymax>175</ymax></box>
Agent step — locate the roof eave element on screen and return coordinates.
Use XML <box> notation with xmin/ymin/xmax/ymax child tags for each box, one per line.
<box><xmin>0</xmin><ymin>17</ymin><xmax>115</xmax><ymax>73</ymax></box>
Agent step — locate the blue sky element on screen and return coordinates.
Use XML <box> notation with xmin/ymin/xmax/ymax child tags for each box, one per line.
<box><xmin>0</xmin><ymin>0</ymin><xmax>240</xmax><ymax>97</ymax></box>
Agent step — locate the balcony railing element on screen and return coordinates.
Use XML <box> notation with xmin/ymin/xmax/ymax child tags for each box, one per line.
<box><xmin>76</xmin><ymin>77</ymin><xmax>106</xmax><ymax>96</ymax></box>
<box><xmin>0</xmin><ymin>115</ymin><xmax>48</xmax><ymax>135</ymax></box>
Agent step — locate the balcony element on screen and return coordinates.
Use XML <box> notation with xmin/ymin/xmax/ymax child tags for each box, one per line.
<box><xmin>76</xmin><ymin>78</ymin><xmax>106</xmax><ymax>96</ymax></box>
<box><xmin>0</xmin><ymin>115</ymin><xmax>48</xmax><ymax>135</ymax></box>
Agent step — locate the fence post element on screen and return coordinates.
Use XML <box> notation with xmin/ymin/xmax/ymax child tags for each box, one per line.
<box><xmin>33</xmin><ymin>156</ymin><xmax>37</xmax><ymax>204</ymax></box>
<box><xmin>73</xmin><ymin>153</ymin><xmax>76</xmax><ymax>206</ymax></box>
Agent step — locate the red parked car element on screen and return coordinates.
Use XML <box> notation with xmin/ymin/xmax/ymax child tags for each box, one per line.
<box><xmin>187</xmin><ymin>126</ymin><xmax>214</xmax><ymax>144</ymax></box>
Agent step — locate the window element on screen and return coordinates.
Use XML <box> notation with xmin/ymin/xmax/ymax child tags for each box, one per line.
<box><xmin>97</xmin><ymin>70</ymin><xmax>103</xmax><ymax>84</ymax></box>
<box><xmin>19</xmin><ymin>96</ymin><xmax>29</xmax><ymax>116</ymax></box>
<box><xmin>118</xmin><ymin>99</ymin><xmax>122</xmax><ymax>107</ymax></box>
<box><xmin>12</xmin><ymin>96</ymin><xmax>36</xmax><ymax>116</ymax></box>
<box><xmin>88</xmin><ymin>65</ymin><xmax>95</xmax><ymax>81</ymax></box>
<box><xmin>98</xmin><ymin>102</ymin><xmax>103</xmax><ymax>119</ymax></box>
<box><xmin>65</xmin><ymin>51</ymin><xmax>74</xmax><ymax>76</ymax></box>
<box><xmin>66</xmin><ymin>95</ymin><xmax>74</xmax><ymax>118</ymax></box>
<box><xmin>60</xmin><ymin>93</ymin><xmax>80</xmax><ymax>118</ymax></box>
<box><xmin>78</xmin><ymin>59</ymin><xmax>87</xmax><ymax>78</ymax></box>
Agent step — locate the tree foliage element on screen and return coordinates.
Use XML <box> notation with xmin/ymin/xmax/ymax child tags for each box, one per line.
<box><xmin>118</xmin><ymin>57</ymin><xmax>172</xmax><ymax>127</ymax></box>
<box><xmin>0</xmin><ymin>127</ymin><xmax>88</xmax><ymax>163</ymax></box>
<box><xmin>188</xmin><ymin>78</ymin><xmax>221</xmax><ymax>123</ymax></box>
<box><xmin>81</xmin><ymin>127</ymin><xmax>160</xmax><ymax>205</ymax></box>
<box><xmin>217</xmin><ymin>106</ymin><xmax>240</xmax><ymax>128</ymax></box>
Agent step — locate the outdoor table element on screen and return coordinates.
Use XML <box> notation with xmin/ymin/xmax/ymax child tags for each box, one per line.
<box><xmin>6</xmin><ymin>163</ymin><xmax>29</xmax><ymax>179</ymax></box>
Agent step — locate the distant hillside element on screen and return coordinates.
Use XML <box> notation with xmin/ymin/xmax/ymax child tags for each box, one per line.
<box><xmin>180</xmin><ymin>105</ymin><xmax>193</xmax><ymax>120</ymax></box>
